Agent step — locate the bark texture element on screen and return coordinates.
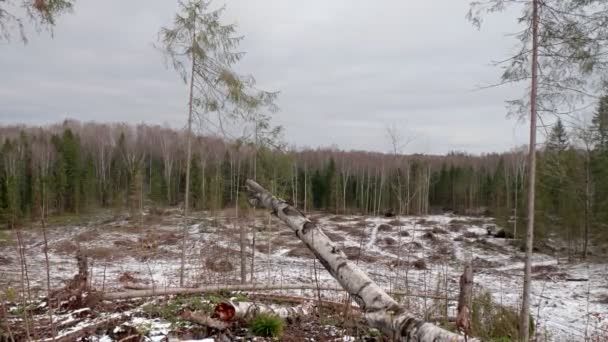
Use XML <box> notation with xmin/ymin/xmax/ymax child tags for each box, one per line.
<box><xmin>520</xmin><ymin>0</ymin><xmax>539</xmax><ymax>340</ymax></box>
<box><xmin>216</xmin><ymin>300</ymin><xmax>313</xmax><ymax>321</ymax></box>
<box><xmin>245</xmin><ymin>179</ymin><xmax>473</xmax><ymax>341</ymax></box>
<box><xmin>456</xmin><ymin>262</ymin><xmax>473</xmax><ymax>337</ymax></box>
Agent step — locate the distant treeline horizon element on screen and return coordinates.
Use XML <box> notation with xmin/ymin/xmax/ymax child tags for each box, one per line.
<box><xmin>1</xmin><ymin>118</ymin><xmax>607</xmax><ymax>258</ymax></box>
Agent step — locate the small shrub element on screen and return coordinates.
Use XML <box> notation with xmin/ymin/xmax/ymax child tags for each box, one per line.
<box><xmin>431</xmin><ymin>227</ymin><xmax>448</xmax><ymax>234</ymax></box>
<box><xmin>412</xmin><ymin>259</ymin><xmax>427</xmax><ymax>270</ymax></box>
<box><xmin>249</xmin><ymin>313</ymin><xmax>284</xmax><ymax>338</ymax></box>
<box><xmin>471</xmin><ymin>291</ymin><xmax>534</xmax><ymax>340</ymax></box>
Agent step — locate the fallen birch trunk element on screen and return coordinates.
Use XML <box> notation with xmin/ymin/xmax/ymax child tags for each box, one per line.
<box><xmin>114</xmin><ymin>282</ymin><xmax>453</xmax><ymax>301</ymax></box>
<box><xmin>246</xmin><ymin>179</ymin><xmax>474</xmax><ymax>342</ymax></box>
<box><xmin>181</xmin><ymin>310</ymin><xmax>229</xmax><ymax>330</ymax></box>
<box><xmin>215</xmin><ymin>300</ymin><xmax>313</xmax><ymax>321</ymax></box>
<box><xmin>104</xmin><ymin>283</ymin><xmax>343</xmax><ymax>300</ymax></box>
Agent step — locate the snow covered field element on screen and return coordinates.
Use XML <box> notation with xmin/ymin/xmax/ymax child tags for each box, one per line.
<box><xmin>1</xmin><ymin>211</ymin><xmax>606</xmax><ymax>341</ymax></box>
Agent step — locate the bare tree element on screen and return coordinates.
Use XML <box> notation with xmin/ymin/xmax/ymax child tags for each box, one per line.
<box><xmin>158</xmin><ymin>0</ymin><xmax>277</xmax><ymax>287</ymax></box>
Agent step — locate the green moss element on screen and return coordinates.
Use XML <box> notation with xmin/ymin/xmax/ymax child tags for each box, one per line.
<box><xmin>249</xmin><ymin>313</ymin><xmax>284</xmax><ymax>338</ymax></box>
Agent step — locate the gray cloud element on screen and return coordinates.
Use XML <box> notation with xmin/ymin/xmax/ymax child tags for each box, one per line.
<box><xmin>0</xmin><ymin>0</ymin><xmax>530</xmax><ymax>154</ymax></box>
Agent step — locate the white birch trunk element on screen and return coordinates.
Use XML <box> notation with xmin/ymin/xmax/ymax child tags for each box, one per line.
<box><xmin>245</xmin><ymin>179</ymin><xmax>473</xmax><ymax>341</ymax></box>
<box><xmin>217</xmin><ymin>300</ymin><xmax>313</xmax><ymax>320</ymax></box>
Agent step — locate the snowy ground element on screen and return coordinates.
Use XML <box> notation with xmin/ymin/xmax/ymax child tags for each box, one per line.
<box><xmin>1</xmin><ymin>210</ymin><xmax>607</xmax><ymax>341</ymax></box>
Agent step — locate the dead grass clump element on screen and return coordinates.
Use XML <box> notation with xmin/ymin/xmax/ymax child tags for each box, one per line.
<box><xmin>435</xmin><ymin>242</ymin><xmax>454</xmax><ymax>256</ymax></box>
<box><xmin>596</xmin><ymin>294</ymin><xmax>608</xmax><ymax>304</ymax></box>
<box><xmin>328</xmin><ymin>216</ymin><xmax>348</xmax><ymax>222</ymax></box>
<box><xmin>472</xmin><ymin>257</ymin><xmax>502</xmax><ymax>269</ymax></box>
<box><xmin>255</xmin><ymin>243</ymin><xmax>270</xmax><ymax>254</ymax></box>
<box><xmin>448</xmin><ymin>223</ymin><xmax>464</xmax><ymax>232</ymax></box>
<box><xmin>52</xmin><ymin>239</ymin><xmax>79</xmax><ymax>254</ymax></box>
<box><xmin>412</xmin><ymin>259</ymin><xmax>427</xmax><ymax>270</ymax></box>
<box><xmin>404</xmin><ymin>241</ymin><xmax>423</xmax><ymax>250</ymax></box>
<box><xmin>354</xmin><ymin>220</ymin><xmax>368</xmax><ymax>228</ymax></box>
<box><xmin>205</xmin><ymin>258</ymin><xmax>234</xmax><ymax>273</ymax></box>
<box><xmin>383</xmin><ymin>237</ymin><xmax>397</xmax><ymax>246</ymax></box>
<box><xmin>531</xmin><ymin>265</ymin><xmax>558</xmax><ymax>273</ymax></box>
<box><xmin>74</xmin><ymin>229</ymin><xmax>100</xmax><ymax>242</ymax></box>
<box><xmin>462</xmin><ymin>231</ymin><xmax>479</xmax><ymax>239</ymax></box>
<box><xmin>83</xmin><ymin>246</ymin><xmax>125</xmax><ymax>261</ymax></box>
<box><xmin>416</xmin><ymin>219</ymin><xmax>439</xmax><ymax>227</ymax></box>
<box><xmin>0</xmin><ymin>255</ymin><xmax>12</xmax><ymax>265</ymax></box>
<box><xmin>470</xmin><ymin>291</ymin><xmax>524</xmax><ymax>340</ymax></box>
<box><xmin>286</xmin><ymin>246</ymin><xmax>314</xmax><ymax>259</ymax></box>
<box><xmin>113</xmin><ymin>239</ymin><xmax>137</xmax><ymax>248</ymax></box>
<box><xmin>323</xmin><ymin>230</ymin><xmax>346</xmax><ymax>242</ymax></box>
<box><xmin>387</xmin><ymin>219</ymin><xmax>403</xmax><ymax>226</ymax></box>
<box><xmin>335</xmin><ymin>224</ymin><xmax>365</xmax><ymax>238</ymax></box>
<box><xmin>343</xmin><ymin>246</ymin><xmax>377</xmax><ymax>263</ymax></box>
<box><xmin>398</xmin><ymin>230</ymin><xmax>410</xmax><ymax>237</ymax></box>
<box><xmin>422</xmin><ymin>231</ymin><xmax>437</xmax><ymax>241</ymax></box>
<box><xmin>377</xmin><ymin>224</ymin><xmax>392</xmax><ymax>232</ymax></box>
<box><xmin>431</xmin><ymin>227</ymin><xmax>448</xmax><ymax>235</ymax></box>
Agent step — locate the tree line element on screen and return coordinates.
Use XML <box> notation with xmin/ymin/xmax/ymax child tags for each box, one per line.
<box><xmin>1</xmin><ymin>103</ymin><xmax>607</xmax><ymax>256</ymax></box>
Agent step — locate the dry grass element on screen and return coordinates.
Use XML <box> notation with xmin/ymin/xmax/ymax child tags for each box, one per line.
<box><xmin>462</xmin><ymin>231</ymin><xmax>479</xmax><ymax>239</ymax></box>
<box><xmin>51</xmin><ymin>239</ymin><xmax>79</xmax><ymax>254</ymax></box>
<box><xmin>342</xmin><ymin>246</ymin><xmax>377</xmax><ymax>263</ymax></box>
<box><xmin>472</xmin><ymin>257</ymin><xmax>502</xmax><ymax>269</ymax></box>
<box><xmin>421</xmin><ymin>231</ymin><xmax>437</xmax><ymax>241</ymax></box>
<box><xmin>431</xmin><ymin>227</ymin><xmax>448</xmax><ymax>235</ymax></box>
<box><xmin>448</xmin><ymin>222</ymin><xmax>464</xmax><ymax>232</ymax></box>
<box><xmin>74</xmin><ymin>229</ymin><xmax>101</xmax><ymax>242</ymax></box>
<box><xmin>0</xmin><ymin>255</ymin><xmax>13</xmax><ymax>265</ymax></box>
<box><xmin>205</xmin><ymin>258</ymin><xmax>234</xmax><ymax>273</ymax></box>
<box><xmin>416</xmin><ymin>219</ymin><xmax>440</xmax><ymax>226</ymax></box>
<box><xmin>377</xmin><ymin>224</ymin><xmax>392</xmax><ymax>232</ymax></box>
<box><xmin>328</xmin><ymin>216</ymin><xmax>348</xmax><ymax>222</ymax></box>
<box><xmin>286</xmin><ymin>246</ymin><xmax>314</xmax><ymax>258</ymax></box>
<box><xmin>353</xmin><ymin>220</ymin><xmax>368</xmax><ymax>228</ymax></box>
<box><xmin>323</xmin><ymin>230</ymin><xmax>346</xmax><ymax>242</ymax></box>
<box><xmin>412</xmin><ymin>259</ymin><xmax>427</xmax><ymax>270</ymax></box>
<box><xmin>83</xmin><ymin>246</ymin><xmax>126</xmax><ymax>261</ymax></box>
<box><xmin>383</xmin><ymin>237</ymin><xmax>397</xmax><ymax>246</ymax></box>
<box><xmin>398</xmin><ymin>230</ymin><xmax>410</xmax><ymax>237</ymax></box>
<box><xmin>335</xmin><ymin>224</ymin><xmax>365</xmax><ymax>238</ymax></box>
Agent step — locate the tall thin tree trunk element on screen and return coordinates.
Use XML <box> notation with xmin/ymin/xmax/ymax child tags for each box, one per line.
<box><xmin>583</xmin><ymin>151</ymin><xmax>591</xmax><ymax>259</ymax></box>
<box><xmin>237</xmin><ymin>155</ymin><xmax>246</xmax><ymax>284</ymax></box>
<box><xmin>179</xmin><ymin>30</ymin><xmax>196</xmax><ymax>288</ymax></box>
<box><xmin>520</xmin><ymin>1</ymin><xmax>539</xmax><ymax>340</ymax></box>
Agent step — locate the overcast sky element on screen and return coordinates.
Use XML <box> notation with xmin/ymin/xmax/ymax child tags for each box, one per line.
<box><xmin>0</xmin><ymin>0</ymin><xmax>531</xmax><ymax>154</ymax></box>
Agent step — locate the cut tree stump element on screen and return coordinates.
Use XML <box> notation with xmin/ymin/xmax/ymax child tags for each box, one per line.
<box><xmin>245</xmin><ymin>179</ymin><xmax>474</xmax><ymax>342</ymax></box>
<box><xmin>456</xmin><ymin>262</ymin><xmax>473</xmax><ymax>338</ymax></box>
